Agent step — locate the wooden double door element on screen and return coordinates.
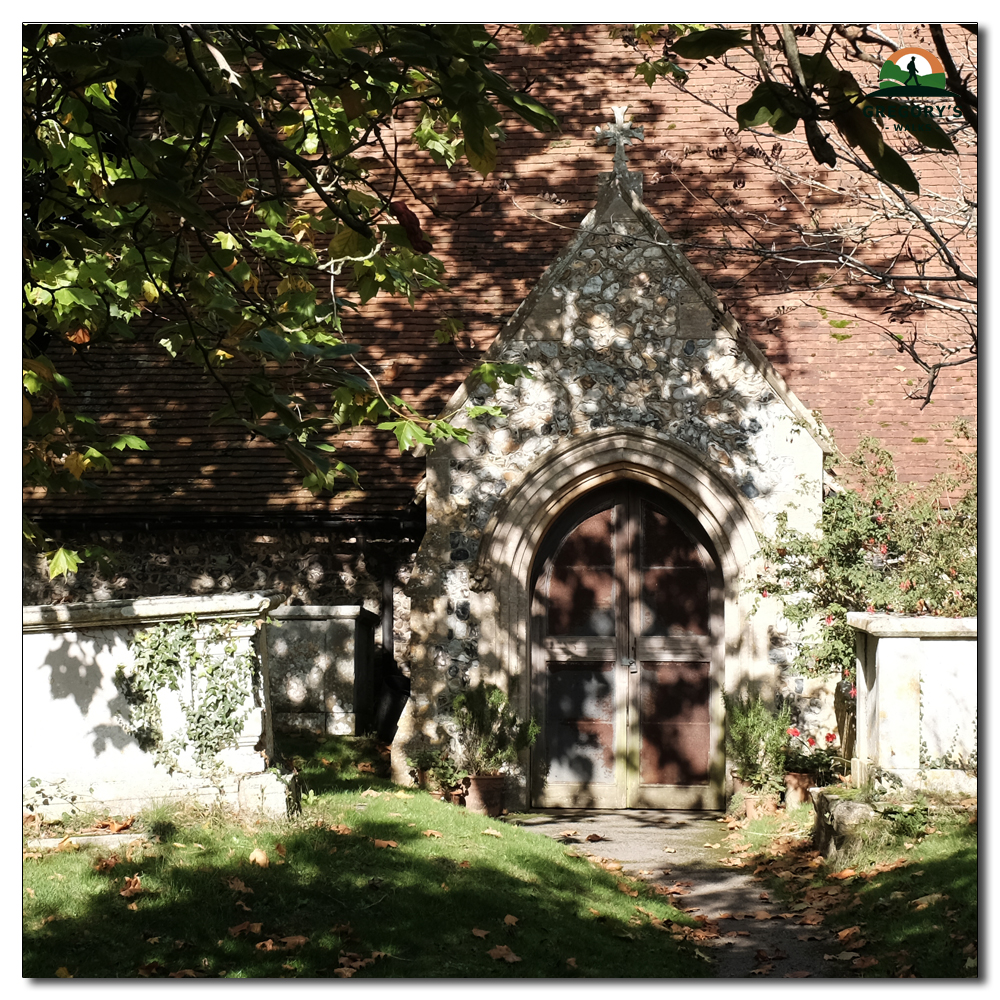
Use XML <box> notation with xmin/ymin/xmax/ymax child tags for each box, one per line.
<box><xmin>530</xmin><ymin>484</ymin><xmax>723</xmax><ymax>809</ymax></box>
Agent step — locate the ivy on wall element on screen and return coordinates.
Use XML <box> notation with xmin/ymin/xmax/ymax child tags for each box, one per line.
<box><xmin>114</xmin><ymin>614</ymin><xmax>258</xmax><ymax>773</ymax></box>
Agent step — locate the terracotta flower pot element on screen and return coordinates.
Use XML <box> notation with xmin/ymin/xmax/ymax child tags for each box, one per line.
<box><xmin>784</xmin><ymin>772</ymin><xmax>814</xmax><ymax>809</ymax></box>
<box><xmin>464</xmin><ymin>774</ymin><xmax>505</xmax><ymax>816</ymax></box>
<box><xmin>744</xmin><ymin>792</ymin><xmax>779</xmax><ymax>820</ymax></box>
<box><xmin>441</xmin><ymin>777</ymin><xmax>468</xmax><ymax>806</ymax></box>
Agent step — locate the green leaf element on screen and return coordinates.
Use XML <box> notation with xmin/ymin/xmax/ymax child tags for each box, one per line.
<box><xmin>833</xmin><ymin>104</ymin><xmax>918</xmax><ymax>192</ymax></box>
<box><xmin>244</xmin><ymin>328</ymin><xmax>293</xmax><ymax>363</ymax></box>
<box><xmin>798</xmin><ymin>52</ymin><xmax>840</xmax><ymax>90</ymax></box>
<box><xmin>518</xmin><ymin>24</ymin><xmax>551</xmax><ymax>46</ymax></box>
<box><xmin>316</xmin><ymin>342</ymin><xmax>361</xmax><ymax>360</ymax></box>
<box><xmin>672</xmin><ymin>28</ymin><xmax>748</xmax><ymax>60</ymax></box>
<box><xmin>870</xmin><ymin>144</ymin><xmax>919</xmax><ymax>192</ymax></box>
<box><xmin>328</xmin><ymin>227</ymin><xmax>376</xmax><ymax>261</ymax></box>
<box><xmin>48</xmin><ymin>547</ymin><xmax>83</xmax><ymax>580</ymax></box>
<box><xmin>377</xmin><ymin>419</ymin><xmax>434</xmax><ymax>451</ymax></box>
<box><xmin>109</xmin><ymin>434</ymin><xmax>150</xmax><ymax>451</ymax></box>
<box><xmin>47</xmin><ymin>44</ymin><xmax>107</xmax><ymax>76</ymax></box>
<box><xmin>736</xmin><ymin>82</ymin><xmax>803</xmax><ymax>134</ymax></box>
<box><xmin>434</xmin><ymin>317</ymin><xmax>463</xmax><ymax>345</ymax></box>
<box><xmin>473</xmin><ymin>361</ymin><xmax>532</xmax><ymax>390</ymax></box>
<box><xmin>635</xmin><ymin>59</ymin><xmax>688</xmax><ymax>87</ymax></box>
<box><xmin>465</xmin><ymin>128</ymin><xmax>497</xmax><ymax>178</ymax></box>
<box><xmin>117</xmin><ymin>35</ymin><xmax>169</xmax><ymax>63</ymax></box>
<box><xmin>250</xmin><ymin>229</ymin><xmax>317</xmax><ymax>266</ymax></box>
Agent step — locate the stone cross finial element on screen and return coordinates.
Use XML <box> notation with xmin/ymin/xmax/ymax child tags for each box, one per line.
<box><xmin>594</xmin><ymin>105</ymin><xmax>644</xmax><ymax>173</ymax></box>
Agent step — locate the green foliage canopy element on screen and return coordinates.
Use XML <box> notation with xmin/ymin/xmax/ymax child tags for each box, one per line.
<box><xmin>23</xmin><ymin>23</ymin><xmax>557</xmax><ymax>573</ymax></box>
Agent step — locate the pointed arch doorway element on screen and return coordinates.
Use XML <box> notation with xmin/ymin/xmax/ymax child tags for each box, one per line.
<box><xmin>529</xmin><ymin>481</ymin><xmax>724</xmax><ymax>809</ymax></box>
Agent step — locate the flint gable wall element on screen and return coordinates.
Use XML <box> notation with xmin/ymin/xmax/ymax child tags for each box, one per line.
<box><xmin>395</xmin><ymin>166</ymin><xmax>829</xmax><ymax>791</ymax></box>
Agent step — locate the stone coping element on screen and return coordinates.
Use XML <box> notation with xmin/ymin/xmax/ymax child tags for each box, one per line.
<box><xmin>22</xmin><ymin>592</ymin><xmax>284</xmax><ymax>633</ymax></box>
<box><xmin>846</xmin><ymin>612</ymin><xmax>977</xmax><ymax>639</ymax></box>
<box><xmin>269</xmin><ymin>605</ymin><xmax>379</xmax><ymax>623</ymax></box>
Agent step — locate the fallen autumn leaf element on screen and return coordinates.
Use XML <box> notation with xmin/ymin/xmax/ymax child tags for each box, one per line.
<box><xmin>119</xmin><ymin>875</ymin><xmax>142</xmax><ymax>898</ymax></box>
<box><xmin>487</xmin><ymin>945</ymin><xmax>521</xmax><ymax>963</ymax></box>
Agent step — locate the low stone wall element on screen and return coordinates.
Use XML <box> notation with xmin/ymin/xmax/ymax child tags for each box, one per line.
<box><xmin>811</xmin><ymin>788</ymin><xmax>977</xmax><ymax>858</ymax></box>
<box><xmin>849</xmin><ymin>613</ymin><xmax>977</xmax><ymax>793</ymax></box>
<box><xmin>266</xmin><ymin>605</ymin><xmax>380</xmax><ymax>736</ymax></box>
<box><xmin>22</xmin><ymin>592</ymin><xmax>288</xmax><ymax>819</ymax></box>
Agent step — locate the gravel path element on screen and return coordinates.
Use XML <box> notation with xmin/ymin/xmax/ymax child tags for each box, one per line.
<box><xmin>515</xmin><ymin>809</ymin><xmax>841</xmax><ymax>978</ymax></box>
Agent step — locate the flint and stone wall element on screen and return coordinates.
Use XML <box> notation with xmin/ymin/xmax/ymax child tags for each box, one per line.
<box><xmin>398</xmin><ymin>171</ymin><xmax>828</xmax><ymax>798</ymax></box>
<box><xmin>266</xmin><ymin>605</ymin><xmax>380</xmax><ymax>737</ymax></box>
<box><xmin>22</xmin><ymin>527</ymin><xmax>418</xmax><ymax>685</ymax></box>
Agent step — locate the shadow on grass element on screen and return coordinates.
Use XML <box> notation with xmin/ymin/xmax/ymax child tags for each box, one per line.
<box><xmin>23</xmin><ymin>790</ymin><xmax>712</xmax><ymax>979</ymax></box>
<box><xmin>827</xmin><ymin>819</ymin><xmax>978</xmax><ymax>978</ymax></box>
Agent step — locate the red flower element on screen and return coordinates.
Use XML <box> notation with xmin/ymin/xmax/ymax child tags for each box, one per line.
<box><xmin>824</xmin><ymin>615</ymin><xmax>833</xmax><ymax>625</ymax></box>
<box><xmin>876</xmin><ymin>514</ymin><xmax>884</xmax><ymax>524</ymax></box>
<box><xmin>825</xmin><ymin>733</ymin><xmax>837</xmax><ymax>744</ymax></box>
<box><xmin>866</xmin><ymin>604</ymin><xmax>875</xmax><ymax>613</ymax></box>
<box><xmin>762</xmin><ymin>589</ymin><xmax>769</xmax><ymax>598</ymax></box>
<box><xmin>807</xmin><ymin>737</ymin><xmax>816</xmax><ymax>747</ymax></box>
<box><xmin>787</xmin><ymin>727</ymin><xmax>800</xmax><ymax>737</ymax></box>
<box><xmin>880</xmin><ymin>542</ymin><xmax>888</xmax><ymax>556</ymax></box>
<box><xmin>850</xmin><ymin>686</ymin><xmax>857</xmax><ymax>699</ymax></box>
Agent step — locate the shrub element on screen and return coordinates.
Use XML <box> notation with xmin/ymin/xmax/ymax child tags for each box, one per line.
<box><xmin>723</xmin><ymin>693</ymin><xmax>790</xmax><ymax>794</ymax></box>
<box><xmin>756</xmin><ymin>433</ymin><xmax>976</xmax><ymax>681</ymax></box>
<box><xmin>451</xmin><ymin>683</ymin><xmax>539</xmax><ymax>776</ymax></box>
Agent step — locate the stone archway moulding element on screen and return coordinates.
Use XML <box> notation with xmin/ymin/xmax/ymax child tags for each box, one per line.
<box><xmin>473</xmin><ymin>427</ymin><xmax>770</xmax><ymax>723</ymax></box>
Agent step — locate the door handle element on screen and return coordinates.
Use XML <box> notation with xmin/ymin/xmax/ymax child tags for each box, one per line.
<box><xmin>622</xmin><ymin>657</ymin><xmax>637</xmax><ymax>673</ymax></box>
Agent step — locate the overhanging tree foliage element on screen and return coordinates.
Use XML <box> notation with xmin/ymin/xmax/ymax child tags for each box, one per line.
<box><xmin>23</xmin><ymin>23</ymin><xmax>556</xmax><ymax>576</ymax></box>
<box><xmin>626</xmin><ymin>23</ymin><xmax>977</xmax><ymax>405</ymax></box>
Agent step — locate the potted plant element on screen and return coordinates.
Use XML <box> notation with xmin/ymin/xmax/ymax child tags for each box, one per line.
<box><xmin>723</xmin><ymin>692</ymin><xmax>791</xmax><ymax>819</ymax></box>
<box><xmin>451</xmin><ymin>683</ymin><xmax>539</xmax><ymax>816</ymax></box>
<box><xmin>784</xmin><ymin>729</ymin><xmax>844</xmax><ymax>806</ymax></box>
<box><xmin>405</xmin><ymin>747</ymin><xmax>469</xmax><ymax>803</ymax></box>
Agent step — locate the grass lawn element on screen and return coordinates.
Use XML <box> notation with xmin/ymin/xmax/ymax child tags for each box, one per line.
<box><xmin>736</xmin><ymin>796</ymin><xmax>978</xmax><ymax>978</ymax></box>
<box><xmin>23</xmin><ymin>735</ymin><xmax>710</xmax><ymax>979</ymax></box>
